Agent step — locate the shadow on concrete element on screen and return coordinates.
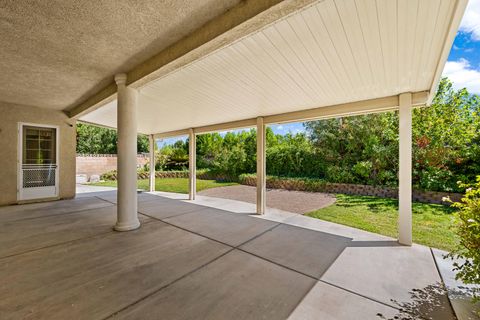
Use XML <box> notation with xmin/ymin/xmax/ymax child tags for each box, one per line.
<box><xmin>376</xmin><ymin>282</ymin><xmax>457</xmax><ymax>320</ymax></box>
<box><xmin>447</xmin><ymin>286</ymin><xmax>480</xmax><ymax>320</ymax></box>
<box><xmin>348</xmin><ymin>240</ymin><xmax>401</xmax><ymax>247</ymax></box>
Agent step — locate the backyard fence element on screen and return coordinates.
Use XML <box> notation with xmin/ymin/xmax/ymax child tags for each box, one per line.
<box><xmin>76</xmin><ymin>154</ymin><xmax>149</xmax><ymax>181</ymax></box>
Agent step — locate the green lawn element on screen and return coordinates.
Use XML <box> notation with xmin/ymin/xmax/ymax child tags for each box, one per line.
<box><xmin>91</xmin><ymin>178</ymin><xmax>238</xmax><ymax>194</ymax></box>
<box><xmin>306</xmin><ymin>194</ymin><xmax>458</xmax><ymax>252</ymax></box>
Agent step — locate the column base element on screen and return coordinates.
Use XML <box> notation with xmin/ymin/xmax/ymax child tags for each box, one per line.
<box><xmin>397</xmin><ymin>238</ymin><xmax>412</xmax><ymax>246</ymax></box>
<box><xmin>113</xmin><ymin>219</ymin><xmax>141</xmax><ymax>232</ymax></box>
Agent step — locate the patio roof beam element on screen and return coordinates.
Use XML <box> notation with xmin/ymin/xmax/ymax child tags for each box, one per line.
<box><xmin>155</xmin><ymin>129</ymin><xmax>190</xmax><ymax>139</ymax></box>
<box><xmin>264</xmin><ymin>91</ymin><xmax>428</xmax><ymax>125</ymax></box>
<box><xmin>67</xmin><ymin>0</ymin><xmax>319</xmax><ymax>119</ymax></box>
<box><xmin>152</xmin><ymin>92</ymin><xmax>428</xmax><ymax>139</ymax></box>
<box><xmin>195</xmin><ymin>118</ymin><xmax>257</xmax><ymax>135</ymax></box>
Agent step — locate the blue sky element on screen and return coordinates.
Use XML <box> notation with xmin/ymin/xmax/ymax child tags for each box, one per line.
<box><xmin>443</xmin><ymin>0</ymin><xmax>480</xmax><ymax>94</ymax></box>
<box><xmin>159</xmin><ymin>2</ymin><xmax>480</xmax><ymax>146</ymax></box>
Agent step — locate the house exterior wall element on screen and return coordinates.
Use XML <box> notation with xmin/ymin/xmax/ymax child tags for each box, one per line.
<box><xmin>0</xmin><ymin>102</ymin><xmax>76</xmax><ymax>206</ymax></box>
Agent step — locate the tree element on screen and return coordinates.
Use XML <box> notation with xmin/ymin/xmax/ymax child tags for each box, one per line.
<box><xmin>304</xmin><ymin>113</ymin><xmax>398</xmax><ymax>185</ymax></box>
<box><xmin>304</xmin><ymin>77</ymin><xmax>480</xmax><ymax>191</ymax></box>
<box><xmin>76</xmin><ymin>123</ymin><xmax>149</xmax><ymax>154</ymax></box>
<box><xmin>413</xmin><ymin>78</ymin><xmax>480</xmax><ymax>192</ymax></box>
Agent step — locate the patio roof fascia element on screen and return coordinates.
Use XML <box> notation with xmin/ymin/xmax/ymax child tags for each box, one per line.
<box><xmin>427</xmin><ymin>0</ymin><xmax>468</xmax><ymax>105</ymax></box>
<box><xmin>77</xmin><ymin>119</ymin><xmax>118</xmax><ymax>131</ymax></box>
<box><xmin>153</xmin><ymin>91</ymin><xmax>428</xmax><ymax>139</ymax></box>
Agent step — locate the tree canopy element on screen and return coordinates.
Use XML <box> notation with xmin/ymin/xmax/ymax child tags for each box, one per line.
<box><xmin>76</xmin><ymin>123</ymin><xmax>149</xmax><ymax>154</ymax></box>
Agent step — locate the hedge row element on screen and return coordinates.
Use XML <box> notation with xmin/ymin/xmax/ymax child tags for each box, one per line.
<box><xmin>101</xmin><ymin>169</ymin><xmax>237</xmax><ymax>182</ymax></box>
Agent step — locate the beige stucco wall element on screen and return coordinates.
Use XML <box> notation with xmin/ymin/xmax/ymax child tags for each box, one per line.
<box><xmin>0</xmin><ymin>102</ymin><xmax>76</xmax><ymax>206</ymax></box>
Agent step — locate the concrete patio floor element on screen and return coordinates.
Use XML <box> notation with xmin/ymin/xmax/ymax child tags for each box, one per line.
<box><xmin>0</xmin><ymin>190</ymin><xmax>469</xmax><ymax>319</ymax></box>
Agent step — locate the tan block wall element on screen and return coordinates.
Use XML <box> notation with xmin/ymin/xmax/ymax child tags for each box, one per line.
<box><xmin>0</xmin><ymin>102</ymin><xmax>76</xmax><ymax>205</ymax></box>
<box><xmin>76</xmin><ymin>154</ymin><xmax>149</xmax><ymax>180</ymax></box>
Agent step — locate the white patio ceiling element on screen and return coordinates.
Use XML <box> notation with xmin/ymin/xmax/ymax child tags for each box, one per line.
<box><xmin>80</xmin><ymin>0</ymin><xmax>466</xmax><ymax>135</ymax></box>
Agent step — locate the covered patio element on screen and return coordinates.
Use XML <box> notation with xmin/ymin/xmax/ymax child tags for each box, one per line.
<box><xmin>0</xmin><ymin>0</ymin><xmax>474</xmax><ymax>319</ymax></box>
<box><xmin>0</xmin><ymin>190</ymin><xmax>457</xmax><ymax>319</ymax></box>
<box><xmin>76</xmin><ymin>0</ymin><xmax>467</xmax><ymax>247</ymax></box>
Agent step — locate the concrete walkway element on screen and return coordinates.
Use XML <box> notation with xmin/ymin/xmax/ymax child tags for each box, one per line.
<box><xmin>0</xmin><ymin>190</ymin><xmax>475</xmax><ymax>319</ymax></box>
<box><xmin>199</xmin><ymin>185</ymin><xmax>336</xmax><ymax>214</ymax></box>
<box><xmin>76</xmin><ymin>183</ymin><xmax>117</xmax><ymax>194</ymax></box>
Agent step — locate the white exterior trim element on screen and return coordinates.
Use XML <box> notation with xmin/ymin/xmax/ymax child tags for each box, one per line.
<box><xmin>427</xmin><ymin>0</ymin><xmax>468</xmax><ymax>105</ymax></box>
<box><xmin>114</xmin><ymin>73</ymin><xmax>141</xmax><ymax>232</ymax></box>
<box><xmin>188</xmin><ymin>128</ymin><xmax>196</xmax><ymax>200</ymax></box>
<box><xmin>256</xmin><ymin>117</ymin><xmax>266</xmax><ymax>215</ymax></box>
<box><xmin>153</xmin><ymin>92</ymin><xmax>428</xmax><ymax>139</ymax></box>
<box><xmin>149</xmin><ymin>134</ymin><xmax>155</xmax><ymax>192</ymax></box>
<box><xmin>398</xmin><ymin>93</ymin><xmax>413</xmax><ymax>246</ymax></box>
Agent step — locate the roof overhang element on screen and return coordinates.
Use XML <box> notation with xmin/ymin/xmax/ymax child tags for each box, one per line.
<box><xmin>78</xmin><ymin>0</ymin><xmax>468</xmax><ymax>136</ymax></box>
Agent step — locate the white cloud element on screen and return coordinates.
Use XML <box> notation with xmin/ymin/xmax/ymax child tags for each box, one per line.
<box><xmin>460</xmin><ymin>0</ymin><xmax>480</xmax><ymax>40</ymax></box>
<box><xmin>443</xmin><ymin>59</ymin><xmax>480</xmax><ymax>94</ymax></box>
<box><xmin>275</xmin><ymin>125</ymin><xmax>284</xmax><ymax>130</ymax></box>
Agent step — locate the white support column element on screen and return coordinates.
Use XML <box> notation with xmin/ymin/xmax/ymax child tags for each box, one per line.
<box><xmin>114</xmin><ymin>73</ymin><xmax>140</xmax><ymax>232</ymax></box>
<box><xmin>256</xmin><ymin>117</ymin><xmax>266</xmax><ymax>214</ymax></box>
<box><xmin>398</xmin><ymin>92</ymin><xmax>412</xmax><ymax>245</ymax></box>
<box><xmin>189</xmin><ymin>128</ymin><xmax>196</xmax><ymax>200</ymax></box>
<box><xmin>149</xmin><ymin>134</ymin><xmax>155</xmax><ymax>192</ymax></box>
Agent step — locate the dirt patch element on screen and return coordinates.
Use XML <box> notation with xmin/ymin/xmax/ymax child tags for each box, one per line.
<box><xmin>198</xmin><ymin>185</ymin><xmax>335</xmax><ymax>214</ymax></box>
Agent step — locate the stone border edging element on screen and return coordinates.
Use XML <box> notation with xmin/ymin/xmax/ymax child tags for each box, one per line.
<box><xmin>239</xmin><ymin>176</ymin><xmax>462</xmax><ymax>205</ymax></box>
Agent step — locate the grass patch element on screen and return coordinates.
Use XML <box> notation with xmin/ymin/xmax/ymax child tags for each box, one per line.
<box><xmin>91</xmin><ymin>178</ymin><xmax>238</xmax><ymax>194</ymax></box>
<box><xmin>306</xmin><ymin>194</ymin><xmax>458</xmax><ymax>252</ymax></box>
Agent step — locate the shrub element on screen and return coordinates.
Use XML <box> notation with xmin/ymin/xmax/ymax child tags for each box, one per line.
<box><xmin>100</xmin><ymin>170</ymin><xmax>117</xmax><ymax>181</ymax></box>
<box><xmin>415</xmin><ymin>166</ymin><xmax>460</xmax><ymax>193</ymax></box>
<box><xmin>446</xmin><ymin>177</ymin><xmax>480</xmax><ymax>304</ymax></box>
<box><xmin>154</xmin><ymin>151</ymin><xmax>170</xmax><ymax>171</ymax></box>
<box><xmin>352</xmin><ymin>161</ymin><xmax>373</xmax><ymax>181</ymax></box>
<box><xmin>238</xmin><ymin>174</ymin><xmax>327</xmax><ymax>192</ymax></box>
<box><xmin>212</xmin><ymin>145</ymin><xmax>247</xmax><ymax>176</ymax></box>
<box><xmin>325</xmin><ymin>165</ymin><xmax>354</xmax><ymax>184</ymax></box>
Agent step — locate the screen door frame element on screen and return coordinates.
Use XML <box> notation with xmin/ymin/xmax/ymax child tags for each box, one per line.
<box><xmin>17</xmin><ymin>122</ymin><xmax>60</xmax><ymax>201</ymax></box>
